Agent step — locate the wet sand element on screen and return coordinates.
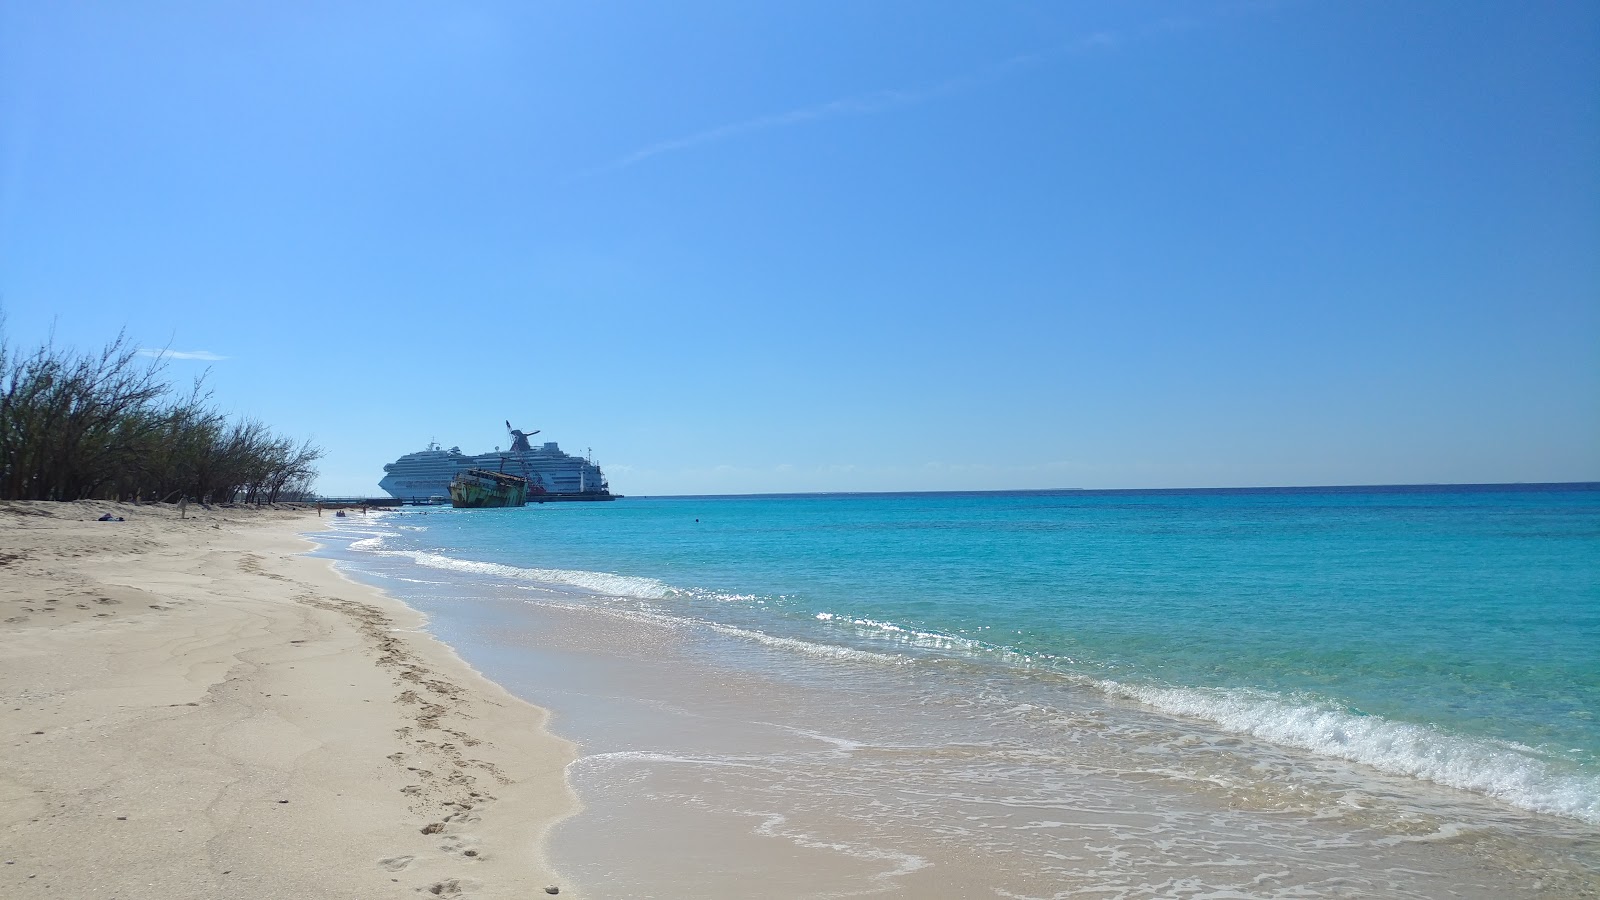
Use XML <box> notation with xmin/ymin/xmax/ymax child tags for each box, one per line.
<box><xmin>0</xmin><ymin>501</ymin><xmax>576</xmax><ymax>899</ymax></box>
<box><xmin>452</xmin><ymin>595</ymin><xmax>1600</xmax><ymax>899</ymax></box>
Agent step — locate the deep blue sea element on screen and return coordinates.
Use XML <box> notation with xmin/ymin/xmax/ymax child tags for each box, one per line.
<box><xmin>331</xmin><ymin>484</ymin><xmax>1599</xmax><ymax>827</ymax></box>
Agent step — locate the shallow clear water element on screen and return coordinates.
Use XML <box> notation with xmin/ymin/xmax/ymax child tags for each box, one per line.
<box><xmin>313</xmin><ymin>484</ymin><xmax>1600</xmax><ymax>896</ymax></box>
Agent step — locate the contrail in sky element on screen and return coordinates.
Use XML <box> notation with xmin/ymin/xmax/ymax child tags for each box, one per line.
<box><xmin>605</xmin><ymin>88</ymin><xmax>919</xmax><ymax>172</ymax></box>
<box><xmin>583</xmin><ymin>32</ymin><xmax>1117</xmax><ymax>177</ymax></box>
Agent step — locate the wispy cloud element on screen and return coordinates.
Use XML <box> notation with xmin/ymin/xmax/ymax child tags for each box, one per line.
<box><xmin>137</xmin><ymin>348</ymin><xmax>227</xmax><ymax>361</ymax></box>
<box><xmin>585</xmin><ymin>88</ymin><xmax>920</xmax><ymax>176</ymax></box>
<box><xmin>584</xmin><ymin>32</ymin><xmax>1118</xmax><ymax>177</ymax></box>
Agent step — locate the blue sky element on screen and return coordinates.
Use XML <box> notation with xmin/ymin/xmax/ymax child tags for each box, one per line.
<box><xmin>2</xmin><ymin>1</ymin><xmax>1596</xmax><ymax>495</ymax></box>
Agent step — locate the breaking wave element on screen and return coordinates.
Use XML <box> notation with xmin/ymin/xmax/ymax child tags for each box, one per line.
<box><xmin>337</xmin><ymin>536</ymin><xmax>1600</xmax><ymax>825</ymax></box>
<box><xmin>380</xmin><ymin>549</ymin><xmax>676</xmax><ymax>600</ymax></box>
<box><xmin>1102</xmin><ymin>680</ymin><xmax>1600</xmax><ymax>824</ymax></box>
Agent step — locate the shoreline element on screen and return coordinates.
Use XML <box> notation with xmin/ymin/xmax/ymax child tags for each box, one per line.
<box><xmin>0</xmin><ymin>501</ymin><xmax>578</xmax><ymax>899</ymax></box>
<box><xmin>318</xmin><ymin>501</ymin><xmax>1600</xmax><ymax>898</ymax></box>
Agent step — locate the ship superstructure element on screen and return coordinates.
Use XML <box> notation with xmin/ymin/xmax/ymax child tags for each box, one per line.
<box><xmin>378</xmin><ymin>422</ymin><xmax>613</xmax><ymax>502</ymax></box>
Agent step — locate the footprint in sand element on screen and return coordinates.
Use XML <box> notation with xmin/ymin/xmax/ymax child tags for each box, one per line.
<box><xmin>377</xmin><ymin>855</ymin><xmax>414</xmax><ymax>872</ymax></box>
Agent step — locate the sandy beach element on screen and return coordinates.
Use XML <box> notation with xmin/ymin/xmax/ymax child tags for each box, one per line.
<box><xmin>0</xmin><ymin>501</ymin><xmax>577</xmax><ymax>899</ymax></box>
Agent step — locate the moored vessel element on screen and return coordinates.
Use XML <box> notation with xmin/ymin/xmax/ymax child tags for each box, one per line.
<box><xmin>448</xmin><ymin>468</ymin><xmax>530</xmax><ymax>508</ymax></box>
<box><xmin>379</xmin><ymin>421</ymin><xmax>618</xmax><ymax>503</ymax></box>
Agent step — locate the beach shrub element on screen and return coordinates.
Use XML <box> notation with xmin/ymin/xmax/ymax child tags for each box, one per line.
<box><xmin>0</xmin><ymin>323</ymin><xmax>322</xmax><ymax>503</ymax></box>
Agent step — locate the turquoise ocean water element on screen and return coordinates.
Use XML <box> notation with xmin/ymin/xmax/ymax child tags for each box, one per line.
<box><xmin>326</xmin><ymin>484</ymin><xmax>1599</xmax><ymax>827</ymax></box>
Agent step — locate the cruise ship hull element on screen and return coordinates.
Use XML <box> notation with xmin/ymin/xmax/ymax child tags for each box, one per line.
<box><xmin>379</xmin><ymin>438</ymin><xmax>615</xmax><ymax>503</ymax></box>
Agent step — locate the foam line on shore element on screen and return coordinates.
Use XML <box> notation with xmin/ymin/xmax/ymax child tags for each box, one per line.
<box><xmin>526</xmin><ymin>599</ymin><xmax>909</xmax><ymax>665</ymax></box>
<box><xmin>338</xmin><ymin>534</ymin><xmax>1600</xmax><ymax>826</ymax></box>
<box><xmin>1101</xmin><ymin>680</ymin><xmax>1600</xmax><ymax>824</ymax></box>
<box><xmin>393</xmin><ymin>549</ymin><xmax>677</xmax><ymax>599</ymax></box>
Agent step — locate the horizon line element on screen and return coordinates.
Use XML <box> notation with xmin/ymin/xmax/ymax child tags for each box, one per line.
<box><xmin>606</xmin><ymin>481</ymin><xmax>1600</xmax><ymax>500</ymax></box>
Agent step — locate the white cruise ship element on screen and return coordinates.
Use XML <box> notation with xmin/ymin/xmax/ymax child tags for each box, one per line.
<box><xmin>378</xmin><ymin>423</ymin><xmax>614</xmax><ymax>502</ymax></box>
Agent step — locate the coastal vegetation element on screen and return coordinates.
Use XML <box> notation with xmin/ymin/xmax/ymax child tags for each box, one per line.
<box><xmin>0</xmin><ymin>323</ymin><xmax>321</xmax><ymax>503</ymax></box>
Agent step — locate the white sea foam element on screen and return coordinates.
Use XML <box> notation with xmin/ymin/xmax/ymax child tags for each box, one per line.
<box><xmin>378</xmin><ymin>549</ymin><xmax>676</xmax><ymax>599</ymax></box>
<box><xmin>749</xmin><ymin>813</ymin><xmax>931</xmax><ymax>879</ymax></box>
<box><xmin>700</xmin><ymin>620</ymin><xmax>905</xmax><ymax>664</ymax></box>
<box><xmin>377</xmin><ymin>549</ymin><xmax>779</xmax><ymax>608</ymax></box>
<box><xmin>536</xmin><ymin>600</ymin><xmax>906</xmax><ymax>665</ymax></box>
<box><xmin>337</xmin><ymin>527</ymin><xmax>396</xmax><ymax>539</ymax></box>
<box><xmin>814</xmin><ymin>610</ymin><xmax>1042</xmax><ymax>667</ymax></box>
<box><xmin>815</xmin><ymin>611</ymin><xmax>983</xmax><ymax>653</ymax></box>
<box><xmin>338</xmin><ymin>538</ymin><xmax>1600</xmax><ymax>825</ymax></box>
<box><xmin>1102</xmin><ymin>680</ymin><xmax>1600</xmax><ymax>824</ymax></box>
<box><xmin>768</xmin><ymin>725</ymin><xmax>866</xmax><ymax>754</ymax></box>
<box><xmin>575</xmin><ymin>750</ymin><xmax>776</xmax><ymax>771</ymax></box>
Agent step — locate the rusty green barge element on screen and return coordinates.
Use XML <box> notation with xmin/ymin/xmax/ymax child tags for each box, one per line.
<box><xmin>448</xmin><ymin>468</ymin><xmax>530</xmax><ymax>508</ymax></box>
